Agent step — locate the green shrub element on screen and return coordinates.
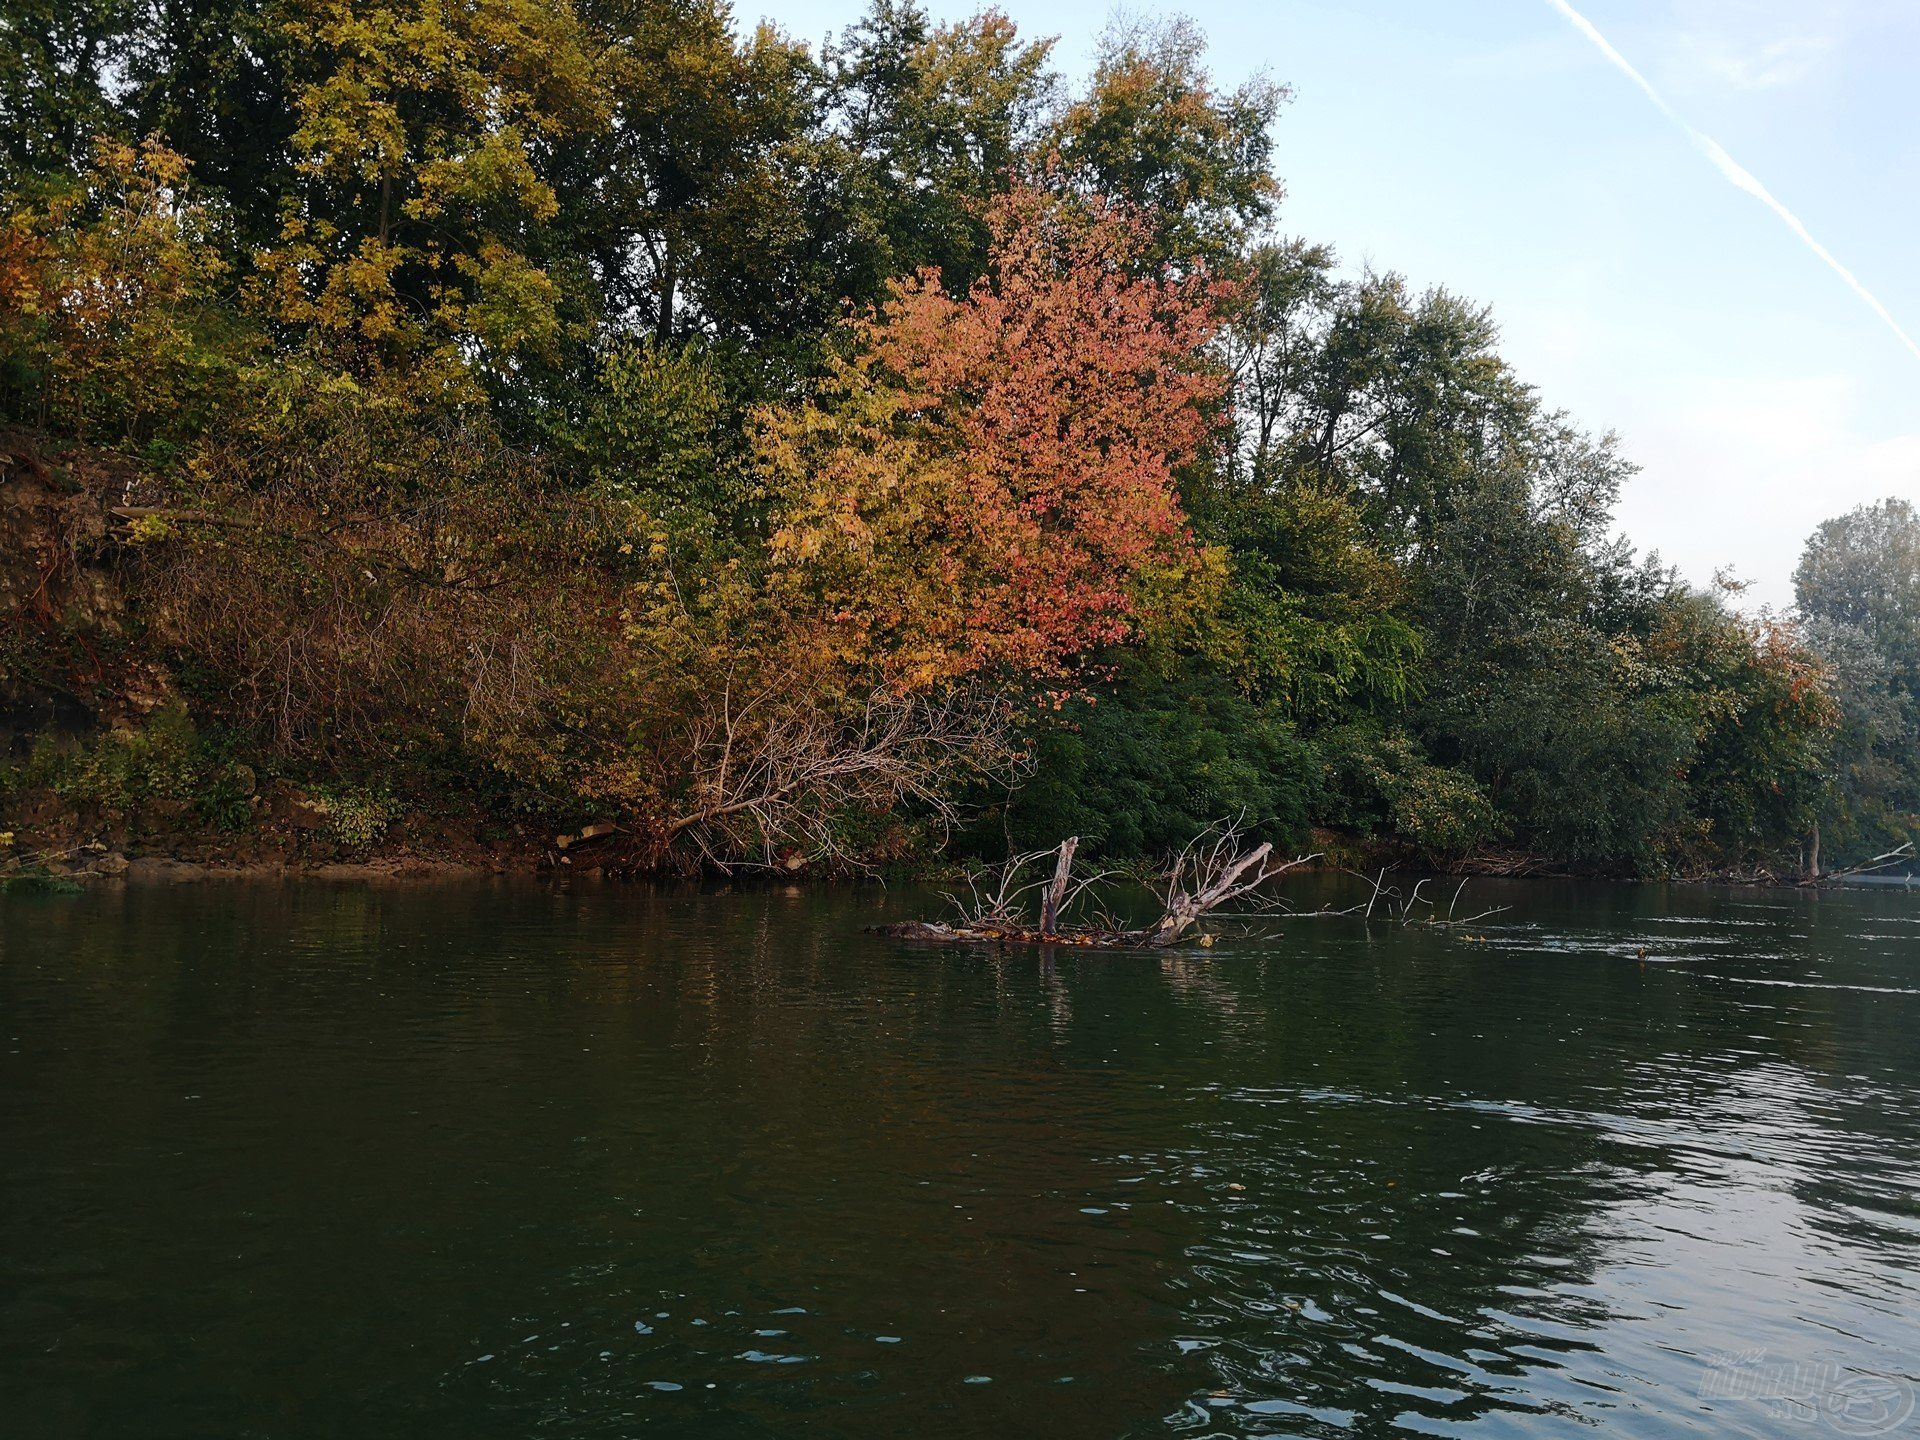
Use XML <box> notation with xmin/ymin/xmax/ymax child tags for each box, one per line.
<box><xmin>198</xmin><ymin>761</ymin><xmax>258</xmax><ymax>832</ymax></box>
<box><xmin>310</xmin><ymin>788</ymin><xmax>397</xmax><ymax>852</ymax></box>
<box><xmin>8</xmin><ymin>707</ymin><xmax>258</xmax><ymax>832</ymax></box>
<box><xmin>981</xmin><ymin>660</ymin><xmax>1319</xmax><ymax>860</ymax></box>
<box><xmin>33</xmin><ymin>705</ymin><xmax>199</xmax><ymax>809</ymax></box>
<box><xmin>1319</xmin><ymin>723</ymin><xmax>1498</xmax><ymax>860</ymax></box>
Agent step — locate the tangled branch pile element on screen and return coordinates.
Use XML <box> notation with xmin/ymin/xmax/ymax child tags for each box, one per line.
<box><xmin>881</xmin><ymin>820</ymin><xmax>1322</xmax><ymax>948</ymax></box>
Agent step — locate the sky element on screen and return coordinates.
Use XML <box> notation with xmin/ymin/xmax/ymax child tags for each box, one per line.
<box><xmin>761</xmin><ymin>0</ymin><xmax>1920</xmax><ymax>610</ymax></box>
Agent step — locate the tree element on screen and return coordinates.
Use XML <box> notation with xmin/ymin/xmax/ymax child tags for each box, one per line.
<box><xmin>984</xmin><ymin>658</ymin><xmax>1318</xmax><ymax>859</ymax></box>
<box><xmin>0</xmin><ymin>0</ymin><xmax>131</xmax><ymax>188</ymax></box>
<box><xmin>1047</xmin><ymin>15</ymin><xmax>1286</xmax><ymax>274</ymax></box>
<box><xmin>761</xmin><ymin>186</ymin><xmax>1224</xmax><ymax>687</ymax></box>
<box><xmin>116</xmin><ymin>0</ymin><xmax>301</xmax><ymax>249</ymax></box>
<box><xmin>1221</xmin><ymin>238</ymin><xmax>1338</xmax><ymax>486</ymax></box>
<box><xmin>260</xmin><ymin>0</ymin><xmax>608</xmax><ymax>388</ymax></box>
<box><xmin>565</xmin><ymin>0</ymin><xmax>822</xmax><ymax>347</ymax></box>
<box><xmin>1796</xmin><ymin>499</ymin><xmax>1920</xmax><ymax>864</ymax></box>
<box><xmin>1183</xmin><ymin>472</ymin><xmax>1422</xmax><ymax>717</ymax></box>
<box><xmin>1797</xmin><ymin>499</ymin><xmax>1920</xmax><ymax>680</ymax></box>
<box><xmin>0</xmin><ymin>138</ymin><xmax>251</xmax><ymax>444</ymax></box>
<box><xmin>826</xmin><ymin>0</ymin><xmax>1057</xmax><ymax>293</ymax></box>
<box><xmin>0</xmin><ymin>4</ymin><xmax>1863</xmax><ymax>876</ymax></box>
<box><xmin>1683</xmin><ymin>610</ymin><xmax>1833</xmax><ymax>870</ymax></box>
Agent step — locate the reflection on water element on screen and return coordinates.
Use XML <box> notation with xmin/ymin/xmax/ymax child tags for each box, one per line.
<box><xmin>3</xmin><ymin>879</ymin><xmax>1918</xmax><ymax>1438</ymax></box>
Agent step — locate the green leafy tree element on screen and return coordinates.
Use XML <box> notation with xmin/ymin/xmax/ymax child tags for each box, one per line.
<box><xmin>1797</xmin><ymin>499</ymin><xmax>1920</xmax><ymax>682</ymax></box>
<box><xmin>1796</xmin><ymin>499</ymin><xmax>1920</xmax><ymax>864</ymax></box>
<box><xmin>116</xmin><ymin>0</ymin><xmax>301</xmax><ymax>248</ymax></box>
<box><xmin>562</xmin><ymin>0</ymin><xmax>823</xmax><ymax>348</ymax></box>
<box><xmin>827</xmin><ymin>0</ymin><xmax>1056</xmax><ymax>293</ymax></box>
<box><xmin>0</xmin><ymin>0</ymin><xmax>131</xmax><ymax>187</ymax></box>
<box><xmin>261</xmin><ymin>0</ymin><xmax>608</xmax><ymax>391</ymax></box>
<box><xmin>1048</xmin><ymin>14</ymin><xmax>1286</xmax><ymax>274</ymax></box>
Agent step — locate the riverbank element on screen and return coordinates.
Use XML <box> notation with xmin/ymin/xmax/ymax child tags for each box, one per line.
<box><xmin>3</xmin><ymin>814</ymin><xmax>1892</xmax><ymax>895</ymax></box>
<box><xmin>0</xmin><ymin>794</ymin><xmax>547</xmax><ymax>891</ymax></box>
<box><xmin>2</xmin><ymin>845</ymin><xmax>536</xmax><ymax>892</ymax></box>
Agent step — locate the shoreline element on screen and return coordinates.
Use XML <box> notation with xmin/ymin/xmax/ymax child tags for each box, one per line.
<box><xmin>5</xmin><ymin>836</ymin><xmax>1907</xmax><ymax>894</ymax></box>
<box><xmin>2</xmin><ymin>842</ymin><xmax>545</xmax><ymax>891</ymax></box>
<box><xmin>120</xmin><ymin>855</ymin><xmax>521</xmax><ymax>884</ymax></box>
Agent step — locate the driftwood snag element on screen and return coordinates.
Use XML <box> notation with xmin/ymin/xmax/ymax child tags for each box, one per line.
<box><xmin>1039</xmin><ymin>835</ymin><xmax>1078</xmax><ymax>935</ymax></box>
<box><xmin>880</xmin><ymin>822</ymin><xmax>1323</xmax><ymax>950</ymax></box>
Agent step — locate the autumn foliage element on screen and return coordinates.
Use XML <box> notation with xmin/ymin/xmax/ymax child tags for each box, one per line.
<box><xmin>1</xmin><ymin>0</ymin><xmax>1870</xmax><ymax>876</ymax></box>
<box><xmin>762</xmin><ymin>188</ymin><xmax>1225</xmax><ymax>687</ymax></box>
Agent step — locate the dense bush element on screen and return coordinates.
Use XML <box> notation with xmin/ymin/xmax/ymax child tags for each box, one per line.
<box><xmin>987</xmin><ymin>662</ymin><xmax>1319</xmax><ymax>859</ymax></box>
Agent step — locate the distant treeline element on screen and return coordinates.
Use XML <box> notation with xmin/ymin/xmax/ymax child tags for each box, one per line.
<box><xmin>1</xmin><ymin>0</ymin><xmax>1913</xmax><ymax>873</ymax></box>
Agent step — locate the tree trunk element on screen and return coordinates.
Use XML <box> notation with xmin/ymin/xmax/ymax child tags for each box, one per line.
<box><xmin>655</xmin><ymin>245</ymin><xmax>678</xmax><ymax>345</ymax></box>
<box><xmin>1147</xmin><ymin>841</ymin><xmax>1273</xmax><ymax>946</ymax></box>
<box><xmin>1039</xmin><ymin>837</ymin><xmax>1078</xmax><ymax>935</ymax></box>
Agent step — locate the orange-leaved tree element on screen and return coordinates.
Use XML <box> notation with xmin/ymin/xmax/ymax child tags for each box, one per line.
<box><xmin>760</xmin><ymin>184</ymin><xmax>1229</xmax><ymax>689</ymax></box>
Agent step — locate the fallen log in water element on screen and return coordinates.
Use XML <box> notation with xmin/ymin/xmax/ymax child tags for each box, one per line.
<box><xmin>881</xmin><ymin>822</ymin><xmax>1517</xmax><ymax>950</ymax></box>
<box><xmin>879</xmin><ymin>822</ymin><xmax>1325</xmax><ymax>949</ymax></box>
<box><xmin>873</xmin><ymin>918</ymin><xmax>1181</xmax><ymax>949</ymax></box>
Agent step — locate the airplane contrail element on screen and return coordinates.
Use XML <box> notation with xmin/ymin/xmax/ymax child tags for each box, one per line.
<box><xmin>1543</xmin><ymin>0</ymin><xmax>1920</xmax><ymax>364</ymax></box>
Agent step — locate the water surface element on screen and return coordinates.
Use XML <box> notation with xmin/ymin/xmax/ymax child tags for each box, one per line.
<box><xmin>3</xmin><ymin>879</ymin><xmax>1918</xmax><ymax>1437</ymax></box>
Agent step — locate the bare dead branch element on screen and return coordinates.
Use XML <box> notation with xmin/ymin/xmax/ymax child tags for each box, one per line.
<box><xmin>892</xmin><ymin>820</ymin><xmax>1328</xmax><ymax>948</ymax></box>
<box><xmin>1040</xmin><ymin>836</ymin><xmax>1079</xmax><ymax>935</ymax></box>
<box><xmin>660</xmin><ymin>682</ymin><xmax>1027</xmax><ymax>871</ymax></box>
<box><xmin>887</xmin><ymin>829</ymin><xmax>1516</xmax><ymax>951</ymax></box>
<box><xmin>1806</xmin><ymin>841</ymin><xmax>1915</xmax><ymax>886</ymax></box>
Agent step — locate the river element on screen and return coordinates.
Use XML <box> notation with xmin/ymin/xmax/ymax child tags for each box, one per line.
<box><xmin>3</xmin><ymin>879</ymin><xmax>1918</xmax><ymax>1437</ymax></box>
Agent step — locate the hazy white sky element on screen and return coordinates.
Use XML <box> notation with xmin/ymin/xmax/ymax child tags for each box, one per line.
<box><xmin>766</xmin><ymin>0</ymin><xmax>1920</xmax><ymax>609</ymax></box>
